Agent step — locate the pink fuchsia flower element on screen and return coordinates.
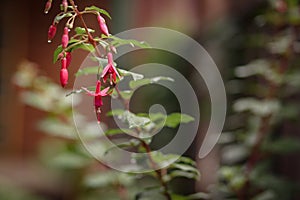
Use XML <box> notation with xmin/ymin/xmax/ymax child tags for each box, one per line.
<box><xmin>97</xmin><ymin>14</ymin><xmax>109</xmax><ymax>36</ymax></box>
<box><xmin>101</xmin><ymin>52</ymin><xmax>121</xmax><ymax>85</ymax></box>
<box><xmin>82</xmin><ymin>80</ymin><xmax>110</xmax><ymax>123</ymax></box>
<box><xmin>48</xmin><ymin>24</ymin><xmax>57</xmax><ymax>43</ymax></box>
<box><xmin>44</xmin><ymin>0</ymin><xmax>52</xmax><ymax>14</ymax></box>
<box><xmin>60</xmin><ymin>57</ymin><xmax>68</xmax><ymax>87</ymax></box>
<box><xmin>61</xmin><ymin>27</ymin><xmax>69</xmax><ymax>49</ymax></box>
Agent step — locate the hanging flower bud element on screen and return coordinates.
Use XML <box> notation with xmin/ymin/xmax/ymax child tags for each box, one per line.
<box><xmin>110</xmin><ymin>45</ymin><xmax>117</xmax><ymax>54</ymax></box>
<box><xmin>62</xmin><ymin>27</ymin><xmax>69</xmax><ymax>49</ymax></box>
<box><xmin>47</xmin><ymin>24</ymin><xmax>57</xmax><ymax>43</ymax></box>
<box><xmin>44</xmin><ymin>0</ymin><xmax>52</xmax><ymax>14</ymax></box>
<box><xmin>60</xmin><ymin>68</ymin><xmax>68</xmax><ymax>87</ymax></box>
<box><xmin>62</xmin><ymin>0</ymin><xmax>68</xmax><ymax>12</ymax></box>
<box><xmin>97</xmin><ymin>14</ymin><xmax>109</xmax><ymax>36</ymax></box>
<box><xmin>60</xmin><ymin>57</ymin><xmax>68</xmax><ymax>87</ymax></box>
<box><xmin>65</xmin><ymin>52</ymin><xmax>72</xmax><ymax>68</ymax></box>
<box><xmin>107</xmin><ymin>52</ymin><xmax>113</xmax><ymax>64</ymax></box>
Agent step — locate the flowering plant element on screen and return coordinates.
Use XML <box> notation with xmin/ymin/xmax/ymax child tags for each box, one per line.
<box><xmin>41</xmin><ymin>0</ymin><xmax>201</xmax><ymax>199</ymax></box>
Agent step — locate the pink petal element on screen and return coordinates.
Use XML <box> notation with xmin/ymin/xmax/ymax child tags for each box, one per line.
<box><xmin>81</xmin><ymin>87</ymin><xmax>97</xmax><ymax>96</ymax></box>
<box><xmin>100</xmin><ymin>87</ymin><xmax>110</xmax><ymax>96</ymax></box>
<box><xmin>101</xmin><ymin>64</ymin><xmax>111</xmax><ymax>78</ymax></box>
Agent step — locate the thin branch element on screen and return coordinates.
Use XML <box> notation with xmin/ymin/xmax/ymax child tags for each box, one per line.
<box><xmin>114</xmin><ymin>86</ymin><xmax>172</xmax><ymax>200</ymax></box>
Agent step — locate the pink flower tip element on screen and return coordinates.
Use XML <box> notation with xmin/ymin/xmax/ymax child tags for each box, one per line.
<box><xmin>44</xmin><ymin>1</ymin><xmax>52</xmax><ymax>14</ymax></box>
<box><xmin>60</xmin><ymin>68</ymin><xmax>68</xmax><ymax>87</ymax></box>
<box><xmin>97</xmin><ymin>14</ymin><xmax>109</xmax><ymax>36</ymax></box>
<box><xmin>62</xmin><ymin>0</ymin><xmax>68</xmax><ymax>12</ymax></box>
<box><xmin>47</xmin><ymin>24</ymin><xmax>57</xmax><ymax>43</ymax></box>
<box><xmin>62</xmin><ymin>27</ymin><xmax>69</xmax><ymax>49</ymax></box>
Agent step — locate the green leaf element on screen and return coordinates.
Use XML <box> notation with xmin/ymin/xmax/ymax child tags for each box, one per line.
<box><xmin>229</xmin><ymin>175</ymin><xmax>246</xmax><ymax>191</ymax></box>
<box><xmin>119</xmin><ymin>90</ymin><xmax>134</xmax><ymax>100</ymax></box>
<box><xmin>71</xmin><ymin>43</ymin><xmax>95</xmax><ymax>52</ymax></box>
<box><xmin>129</xmin><ymin>79</ymin><xmax>151</xmax><ymax>89</ymax></box>
<box><xmin>170</xmin><ymin>163</ymin><xmax>200</xmax><ymax>177</ymax></box>
<box><xmin>53</xmin><ymin>45</ymin><xmax>63</xmax><ymax>63</ymax></box>
<box><xmin>168</xmin><ymin>170</ymin><xmax>199</xmax><ymax>180</ymax></box>
<box><xmin>221</xmin><ymin>145</ymin><xmax>249</xmax><ymax>164</ymax></box>
<box><xmin>118</xmin><ymin>69</ymin><xmax>144</xmax><ymax>81</ymax></box>
<box><xmin>104</xmin><ymin>139</ymin><xmax>140</xmax><ymax>155</ymax></box>
<box><xmin>50</xmin><ymin>152</ymin><xmax>91</xmax><ymax>169</ymax></box>
<box><xmin>145</xmin><ymin>112</ymin><xmax>167</xmax><ymax>122</ymax></box>
<box><xmin>109</xmin><ymin>35</ymin><xmax>150</xmax><ymax>48</ymax></box>
<box><xmin>53</xmin><ymin>40</ymin><xmax>95</xmax><ymax>63</ymax></box>
<box><xmin>104</xmin><ymin>128</ymin><xmax>136</xmax><ymax>136</ymax></box>
<box><xmin>235</xmin><ymin>59</ymin><xmax>283</xmax><ymax>84</ymax></box>
<box><xmin>187</xmin><ymin>193</ymin><xmax>210</xmax><ymax>200</ymax></box>
<box><xmin>129</xmin><ymin>76</ymin><xmax>174</xmax><ymax>90</ymax></box>
<box><xmin>75</xmin><ymin>66</ymin><xmax>100</xmax><ymax>77</ymax></box>
<box><xmin>108</xmin><ymin>110</ymin><xmax>150</xmax><ymax>129</ymax></box>
<box><xmin>37</xmin><ymin>118</ymin><xmax>77</xmax><ymax>139</ymax></box>
<box><xmin>84</xmin><ymin>6</ymin><xmax>112</xmax><ymax>19</ymax></box>
<box><xmin>75</xmin><ymin>27</ymin><xmax>95</xmax><ymax>35</ymax></box>
<box><xmin>165</xmin><ymin>113</ymin><xmax>195</xmax><ymax>128</ymax></box>
<box><xmin>150</xmin><ymin>152</ymin><xmax>178</xmax><ymax>167</ymax></box>
<box><xmin>106</xmin><ymin>109</ymin><xmax>125</xmax><ymax>117</ymax></box>
<box><xmin>54</xmin><ymin>13</ymin><xmax>72</xmax><ymax>23</ymax></box>
<box><xmin>233</xmin><ymin>98</ymin><xmax>280</xmax><ymax>116</ymax></box>
<box><xmin>177</xmin><ymin>156</ymin><xmax>197</xmax><ymax>166</ymax></box>
<box><xmin>84</xmin><ymin>171</ymin><xmax>133</xmax><ymax>188</ymax></box>
<box><xmin>120</xmin><ymin>111</ymin><xmax>151</xmax><ymax>129</ymax></box>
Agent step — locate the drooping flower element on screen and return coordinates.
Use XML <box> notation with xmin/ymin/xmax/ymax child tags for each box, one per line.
<box><xmin>61</xmin><ymin>27</ymin><xmax>69</xmax><ymax>49</ymax></box>
<box><xmin>82</xmin><ymin>80</ymin><xmax>110</xmax><ymax>123</ymax></box>
<box><xmin>60</xmin><ymin>57</ymin><xmax>68</xmax><ymax>87</ymax></box>
<box><xmin>44</xmin><ymin>0</ymin><xmax>52</xmax><ymax>14</ymax></box>
<box><xmin>47</xmin><ymin>24</ymin><xmax>57</xmax><ymax>43</ymax></box>
<box><xmin>97</xmin><ymin>14</ymin><xmax>109</xmax><ymax>36</ymax></box>
<box><xmin>101</xmin><ymin>52</ymin><xmax>121</xmax><ymax>85</ymax></box>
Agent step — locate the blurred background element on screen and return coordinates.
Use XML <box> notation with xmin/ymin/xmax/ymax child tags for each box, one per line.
<box><xmin>1</xmin><ymin>0</ymin><xmax>300</xmax><ymax>199</ymax></box>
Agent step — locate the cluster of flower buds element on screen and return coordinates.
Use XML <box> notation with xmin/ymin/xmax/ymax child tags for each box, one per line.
<box><xmin>45</xmin><ymin>1</ymin><xmax>119</xmax><ymax>123</ymax></box>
